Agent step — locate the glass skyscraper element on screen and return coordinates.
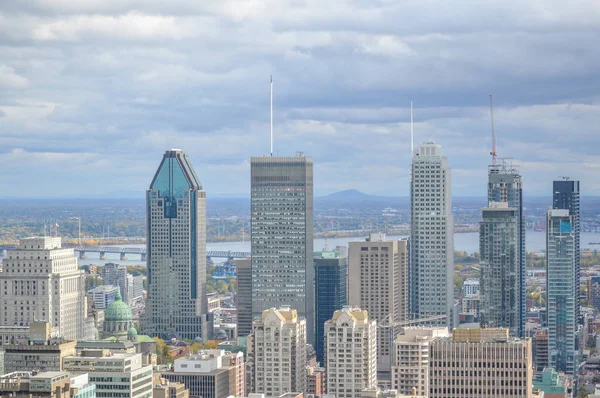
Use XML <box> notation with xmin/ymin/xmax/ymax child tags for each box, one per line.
<box><xmin>146</xmin><ymin>149</ymin><xmax>211</xmax><ymax>340</ymax></box>
<box><xmin>314</xmin><ymin>249</ymin><xmax>347</xmax><ymax>365</ymax></box>
<box><xmin>250</xmin><ymin>154</ymin><xmax>314</xmax><ymax>344</ymax></box>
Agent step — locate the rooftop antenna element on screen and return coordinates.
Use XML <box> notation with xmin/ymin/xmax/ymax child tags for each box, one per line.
<box><xmin>489</xmin><ymin>94</ymin><xmax>497</xmax><ymax>166</ymax></box>
<box><xmin>410</xmin><ymin>101</ymin><xmax>414</xmax><ymax>157</ymax></box>
<box><xmin>560</xmin><ymin>176</ymin><xmax>570</xmax><ymax>181</ymax></box>
<box><xmin>270</xmin><ymin>75</ymin><xmax>273</xmax><ymax>156</ymax></box>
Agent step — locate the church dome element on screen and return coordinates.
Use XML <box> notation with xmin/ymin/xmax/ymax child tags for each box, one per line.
<box><xmin>127</xmin><ymin>327</ymin><xmax>138</xmax><ymax>338</ymax></box>
<box><xmin>105</xmin><ymin>291</ymin><xmax>133</xmax><ymax>322</ymax></box>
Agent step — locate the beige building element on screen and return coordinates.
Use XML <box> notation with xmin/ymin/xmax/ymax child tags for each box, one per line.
<box><xmin>325</xmin><ymin>306</ymin><xmax>377</xmax><ymax>398</ymax></box>
<box><xmin>391</xmin><ymin>327</ymin><xmax>449</xmax><ymax>396</ymax></box>
<box><xmin>0</xmin><ymin>237</ymin><xmax>93</xmax><ymax>340</ymax></box>
<box><xmin>153</xmin><ymin>374</ymin><xmax>190</xmax><ymax>398</ymax></box>
<box><xmin>250</xmin><ymin>307</ymin><xmax>307</xmax><ymax>396</ymax></box>
<box><xmin>0</xmin><ymin>371</ymin><xmax>94</xmax><ymax>398</ymax></box>
<box><xmin>348</xmin><ymin>234</ymin><xmax>408</xmax><ymax>371</ymax></box>
<box><xmin>429</xmin><ymin>328</ymin><xmax>533</xmax><ymax>398</ymax></box>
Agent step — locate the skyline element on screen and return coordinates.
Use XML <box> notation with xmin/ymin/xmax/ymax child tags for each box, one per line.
<box><xmin>1</xmin><ymin>1</ymin><xmax>599</xmax><ymax>197</ymax></box>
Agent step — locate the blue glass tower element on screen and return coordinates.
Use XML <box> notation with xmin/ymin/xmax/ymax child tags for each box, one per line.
<box><xmin>314</xmin><ymin>249</ymin><xmax>347</xmax><ymax>364</ymax></box>
<box><xmin>146</xmin><ymin>149</ymin><xmax>211</xmax><ymax>340</ymax></box>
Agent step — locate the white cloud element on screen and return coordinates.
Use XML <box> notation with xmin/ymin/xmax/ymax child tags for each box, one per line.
<box><xmin>0</xmin><ymin>64</ymin><xmax>29</xmax><ymax>88</ymax></box>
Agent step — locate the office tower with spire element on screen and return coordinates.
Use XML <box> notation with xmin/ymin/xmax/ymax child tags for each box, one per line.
<box><xmin>146</xmin><ymin>149</ymin><xmax>211</xmax><ymax>340</ymax></box>
<box><xmin>410</xmin><ymin>142</ymin><xmax>454</xmax><ymax>327</ymax></box>
<box><xmin>546</xmin><ymin>208</ymin><xmax>577</xmax><ymax>373</ymax></box>
<box><xmin>250</xmin><ymin>153</ymin><xmax>314</xmax><ymax>344</ymax></box>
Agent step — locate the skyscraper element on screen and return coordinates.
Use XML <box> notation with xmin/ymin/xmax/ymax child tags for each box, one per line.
<box><xmin>410</xmin><ymin>142</ymin><xmax>454</xmax><ymax>327</ymax></box>
<box><xmin>314</xmin><ymin>248</ymin><xmax>348</xmax><ymax>365</ymax></box>
<box><xmin>0</xmin><ymin>237</ymin><xmax>92</xmax><ymax>340</ymax></box>
<box><xmin>546</xmin><ymin>208</ymin><xmax>577</xmax><ymax>373</ymax></box>
<box><xmin>235</xmin><ymin>258</ymin><xmax>252</xmax><ymax>337</ymax></box>
<box><xmin>250</xmin><ymin>154</ymin><xmax>314</xmax><ymax>344</ymax></box>
<box><xmin>146</xmin><ymin>149</ymin><xmax>211</xmax><ymax>340</ymax></box>
<box><xmin>487</xmin><ymin>161</ymin><xmax>525</xmax><ymax>336</ymax></box>
<box><xmin>348</xmin><ymin>233</ymin><xmax>408</xmax><ymax>372</ymax></box>
<box><xmin>479</xmin><ymin>202</ymin><xmax>521</xmax><ymax>334</ymax></box>
<box><xmin>553</xmin><ymin>179</ymin><xmax>580</xmax><ymax>322</ymax></box>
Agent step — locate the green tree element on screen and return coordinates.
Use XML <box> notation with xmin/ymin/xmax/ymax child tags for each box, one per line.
<box><xmin>217</xmin><ymin>280</ymin><xmax>228</xmax><ymax>294</ymax></box>
<box><xmin>228</xmin><ymin>277</ymin><xmax>238</xmax><ymax>293</ymax></box>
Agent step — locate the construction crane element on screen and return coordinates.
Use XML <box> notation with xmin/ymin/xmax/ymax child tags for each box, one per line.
<box><xmin>489</xmin><ymin>94</ymin><xmax>497</xmax><ymax>166</ymax></box>
<box><xmin>378</xmin><ymin>313</ymin><xmax>447</xmax><ymax>329</ymax></box>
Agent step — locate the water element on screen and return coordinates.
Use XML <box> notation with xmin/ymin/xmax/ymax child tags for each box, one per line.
<box><xmin>65</xmin><ymin>230</ymin><xmax>600</xmax><ymax>267</ymax></box>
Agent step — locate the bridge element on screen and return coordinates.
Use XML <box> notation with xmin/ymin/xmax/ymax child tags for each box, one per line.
<box><xmin>0</xmin><ymin>245</ymin><xmax>249</xmax><ymax>261</ymax></box>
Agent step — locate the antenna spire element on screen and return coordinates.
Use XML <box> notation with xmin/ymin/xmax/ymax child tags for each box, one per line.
<box><xmin>489</xmin><ymin>94</ymin><xmax>497</xmax><ymax>166</ymax></box>
<box><xmin>270</xmin><ymin>75</ymin><xmax>273</xmax><ymax>156</ymax></box>
<box><xmin>410</xmin><ymin>101</ymin><xmax>414</xmax><ymax>157</ymax></box>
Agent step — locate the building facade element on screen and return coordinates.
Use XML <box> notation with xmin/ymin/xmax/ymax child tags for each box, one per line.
<box><xmin>487</xmin><ymin>161</ymin><xmax>525</xmax><ymax>336</ymax></box>
<box><xmin>391</xmin><ymin>327</ymin><xmax>449</xmax><ymax>396</ymax></box>
<box><xmin>410</xmin><ymin>142</ymin><xmax>454</xmax><ymax>327</ymax></box>
<box><xmin>314</xmin><ymin>248</ymin><xmax>347</xmax><ymax>365</ymax></box>
<box><xmin>0</xmin><ymin>237</ymin><xmax>91</xmax><ymax>340</ymax></box>
<box><xmin>146</xmin><ymin>149</ymin><xmax>211</xmax><ymax>340</ymax></box>
<box><xmin>479</xmin><ymin>202</ymin><xmax>521</xmax><ymax>334</ymax></box>
<box><xmin>324</xmin><ymin>307</ymin><xmax>377</xmax><ymax>398</ymax></box>
<box><xmin>429</xmin><ymin>328</ymin><xmax>533</xmax><ymax>398</ymax></box>
<box><xmin>235</xmin><ymin>258</ymin><xmax>252</xmax><ymax>337</ymax></box>
<box><xmin>87</xmin><ymin>285</ymin><xmax>119</xmax><ymax>310</ymax></box>
<box><xmin>250</xmin><ymin>154</ymin><xmax>314</xmax><ymax>344</ymax></box>
<box><xmin>546</xmin><ymin>208</ymin><xmax>577</xmax><ymax>373</ymax></box>
<box><xmin>250</xmin><ymin>307</ymin><xmax>307</xmax><ymax>395</ymax></box>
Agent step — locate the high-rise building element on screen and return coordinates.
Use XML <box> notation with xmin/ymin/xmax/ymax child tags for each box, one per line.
<box><xmin>588</xmin><ymin>275</ymin><xmax>600</xmax><ymax>311</ymax></box>
<box><xmin>429</xmin><ymin>328</ymin><xmax>533</xmax><ymax>398</ymax></box>
<box><xmin>87</xmin><ymin>285</ymin><xmax>119</xmax><ymax>310</ymax></box>
<box><xmin>250</xmin><ymin>154</ymin><xmax>314</xmax><ymax>344</ymax></box>
<box><xmin>314</xmin><ymin>248</ymin><xmax>348</xmax><ymax>365</ymax></box>
<box><xmin>235</xmin><ymin>258</ymin><xmax>252</xmax><ymax>337</ymax></box>
<box><xmin>546</xmin><ymin>208</ymin><xmax>577</xmax><ymax>373</ymax></box>
<box><xmin>533</xmin><ymin>328</ymin><xmax>549</xmax><ymax>372</ymax></box>
<box><xmin>487</xmin><ymin>161</ymin><xmax>525</xmax><ymax>336</ymax></box>
<box><xmin>553</xmin><ymin>179</ymin><xmax>580</xmax><ymax>322</ymax></box>
<box><xmin>391</xmin><ymin>327</ymin><xmax>449</xmax><ymax>397</ymax></box>
<box><xmin>0</xmin><ymin>237</ymin><xmax>92</xmax><ymax>340</ymax></box>
<box><xmin>349</xmin><ymin>234</ymin><xmax>408</xmax><ymax>372</ymax></box>
<box><xmin>146</xmin><ymin>149</ymin><xmax>211</xmax><ymax>340</ymax></box>
<box><xmin>410</xmin><ymin>142</ymin><xmax>454</xmax><ymax>327</ymax></box>
<box><xmin>479</xmin><ymin>202</ymin><xmax>521</xmax><ymax>334</ymax></box>
<box><xmin>462</xmin><ymin>279</ymin><xmax>480</xmax><ymax>297</ymax></box>
<box><xmin>250</xmin><ymin>307</ymin><xmax>307</xmax><ymax>395</ymax></box>
<box><xmin>324</xmin><ymin>306</ymin><xmax>377</xmax><ymax>398</ymax></box>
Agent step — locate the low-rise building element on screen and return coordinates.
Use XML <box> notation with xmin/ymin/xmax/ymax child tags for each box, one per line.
<box><xmin>0</xmin><ymin>371</ymin><xmax>95</xmax><ymax>398</ymax></box>
<box><xmin>153</xmin><ymin>374</ymin><xmax>190</xmax><ymax>398</ymax></box>
<box><xmin>532</xmin><ymin>368</ymin><xmax>571</xmax><ymax>398</ymax></box>
<box><xmin>306</xmin><ymin>365</ymin><xmax>325</xmax><ymax>397</ymax></box>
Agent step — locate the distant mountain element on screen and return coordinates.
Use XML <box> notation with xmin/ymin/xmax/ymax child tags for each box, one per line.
<box><xmin>319</xmin><ymin>189</ymin><xmax>388</xmax><ymax>200</ymax></box>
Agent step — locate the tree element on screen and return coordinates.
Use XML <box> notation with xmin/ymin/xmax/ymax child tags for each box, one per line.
<box><xmin>228</xmin><ymin>277</ymin><xmax>237</xmax><ymax>293</ymax></box>
<box><xmin>217</xmin><ymin>280</ymin><xmax>228</xmax><ymax>294</ymax></box>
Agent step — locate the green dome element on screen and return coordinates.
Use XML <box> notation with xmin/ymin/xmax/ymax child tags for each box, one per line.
<box><xmin>105</xmin><ymin>291</ymin><xmax>133</xmax><ymax>322</ymax></box>
<box><xmin>127</xmin><ymin>327</ymin><xmax>138</xmax><ymax>338</ymax></box>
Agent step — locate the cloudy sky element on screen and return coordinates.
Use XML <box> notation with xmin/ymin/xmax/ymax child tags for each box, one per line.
<box><xmin>1</xmin><ymin>1</ymin><xmax>599</xmax><ymax>198</ymax></box>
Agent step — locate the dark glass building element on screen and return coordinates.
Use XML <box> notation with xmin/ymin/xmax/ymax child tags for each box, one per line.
<box><xmin>314</xmin><ymin>248</ymin><xmax>347</xmax><ymax>365</ymax></box>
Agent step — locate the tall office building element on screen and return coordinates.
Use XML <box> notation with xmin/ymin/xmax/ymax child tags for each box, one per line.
<box><xmin>250</xmin><ymin>154</ymin><xmax>314</xmax><ymax>344</ymax></box>
<box><xmin>314</xmin><ymin>248</ymin><xmax>348</xmax><ymax>365</ymax></box>
<box><xmin>546</xmin><ymin>208</ymin><xmax>577</xmax><ymax>373</ymax></box>
<box><xmin>0</xmin><ymin>237</ymin><xmax>92</xmax><ymax>340</ymax></box>
<box><xmin>410</xmin><ymin>142</ymin><xmax>454</xmax><ymax>327</ymax></box>
<box><xmin>349</xmin><ymin>234</ymin><xmax>408</xmax><ymax>372</ymax></box>
<box><xmin>479</xmin><ymin>202</ymin><xmax>521</xmax><ymax>334</ymax></box>
<box><xmin>102</xmin><ymin>263</ymin><xmax>143</xmax><ymax>305</ymax></box>
<box><xmin>146</xmin><ymin>149</ymin><xmax>211</xmax><ymax>340</ymax></box>
<box><xmin>250</xmin><ymin>307</ymin><xmax>307</xmax><ymax>395</ymax></box>
<box><xmin>235</xmin><ymin>258</ymin><xmax>252</xmax><ymax>337</ymax></box>
<box><xmin>553</xmin><ymin>179</ymin><xmax>580</xmax><ymax>322</ymax></box>
<box><xmin>324</xmin><ymin>306</ymin><xmax>377</xmax><ymax>398</ymax></box>
<box><xmin>487</xmin><ymin>160</ymin><xmax>525</xmax><ymax>336</ymax></box>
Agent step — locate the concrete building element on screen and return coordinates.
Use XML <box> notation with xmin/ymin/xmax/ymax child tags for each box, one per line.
<box><xmin>324</xmin><ymin>307</ymin><xmax>377</xmax><ymax>398</ymax></box>
<box><xmin>546</xmin><ymin>208</ymin><xmax>578</xmax><ymax>373</ymax></box>
<box><xmin>314</xmin><ymin>248</ymin><xmax>347</xmax><ymax>365</ymax></box>
<box><xmin>250</xmin><ymin>154</ymin><xmax>314</xmax><ymax>344</ymax></box>
<box><xmin>479</xmin><ymin>202</ymin><xmax>521</xmax><ymax>335</ymax></box>
<box><xmin>460</xmin><ymin>293</ymin><xmax>480</xmax><ymax>320</ymax></box>
<box><xmin>534</xmin><ymin>328</ymin><xmax>549</xmax><ymax>373</ymax></box>
<box><xmin>306</xmin><ymin>365</ymin><xmax>325</xmax><ymax>397</ymax></box>
<box><xmin>410</xmin><ymin>142</ymin><xmax>454</xmax><ymax>327</ymax></box>
<box><xmin>63</xmin><ymin>350</ymin><xmax>153</xmax><ymax>398</ymax></box>
<box><xmin>0</xmin><ymin>371</ymin><xmax>96</xmax><ymax>398</ymax></box>
<box><xmin>153</xmin><ymin>374</ymin><xmax>190</xmax><ymax>398</ymax></box>
<box><xmin>162</xmin><ymin>350</ymin><xmax>245</xmax><ymax>398</ymax></box>
<box><xmin>0</xmin><ymin>237</ymin><xmax>92</xmax><ymax>340</ymax></box>
<box><xmin>391</xmin><ymin>327</ymin><xmax>449</xmax><ymax>396</ymax></box>
<box><xmin>589</xmin><ymin>275</ymin><xmax>600</xmax><ymax>311</ymax></box>
<box><xmin>429</xmin><ymin>328</ymin><xmax>533</xmax><ymax>398</ymax></box>
<box><xmin>87</xmin><ymin>285</ymin><xmax>119</xmax><ymax>310</ymax></box>
<box><xmin>462</xmin><ymin>279</ymin><xmax>479</xmax><ymax>297</ymax></box>
<box><xmin>102</xmin><ymin>263</ymin><xmax>144</xmax><ymax>306</ymax></box>
<box><xmin>235</xmin><ymin>258</ymin><xmax>252</xmax><ymax>337</ymax></box>
<box><xmin>487</xmin><ymin>160</ymin><xmax>525</xmax><ymax>336</ymax></box>
<box><xmin>349</xmin><ymin>234</ymin><xmax>408</xmax><ymax>372</ymax></box>
<box><xmin>146</xmin><ymin>149</ymin><xmax>212</xmax><ymax>340</ymax></box>
<box><xmin>533</xmin><ymin>368</ymin><xmax>570</xmax><ymax>398</ymax></box>
<box><xmin>250</xmin><ymin>307</ymin><xmax>307</xmax><ymax>396</ymax></box>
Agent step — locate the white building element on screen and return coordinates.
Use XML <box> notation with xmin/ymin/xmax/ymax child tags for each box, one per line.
<box><xmin>102</xmin><ymin>263</ymin><xmax>144</xmax><ymax>305</ymax></box>
<box><xmin>250</xmin><ymin>307</ymin><xmax>307</xmax><ymax>395</ymax></box>
<box><xmin>348</xmin><ymin>234</ymin><xmax>408</xmax><ymax>372</ymax></box>
<box><xmin>462</xmin><ymin>279</ymin><xmax>479</xmax><ymax>297</ymax></box>
<box><xmin>0</xmin><ymin>237</ymin><xmax>93</xmax><ymax>340</ymax></box>
<box><xmin>391</xmin><ymin>327</ymin><xmax>449</xmax><ymax>396</ymax></box>
<box><xmin>410</xmin><ymin>142</ymin><xmax>454</xmax><ymax>327</ymax></box>
<box><xmin>63</xmin><ymin>350</ymin><xmax>153</xmax><ymax>398</ymax></box>
<box><xmin>325</xmin><ymin>306</ymin><xmax>377</xmax><ymax>398</ymax></box>
<box><xmin>87</xmin><ymin>285</ymin><xmax>119</xmax><ymax>310</ymax></box>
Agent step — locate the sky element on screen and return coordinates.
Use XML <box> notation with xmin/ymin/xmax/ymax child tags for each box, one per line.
<box><xmin>1</xmin><ymin>1</ymin><xmax>599</xmax><ymax>198</ymax></box>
